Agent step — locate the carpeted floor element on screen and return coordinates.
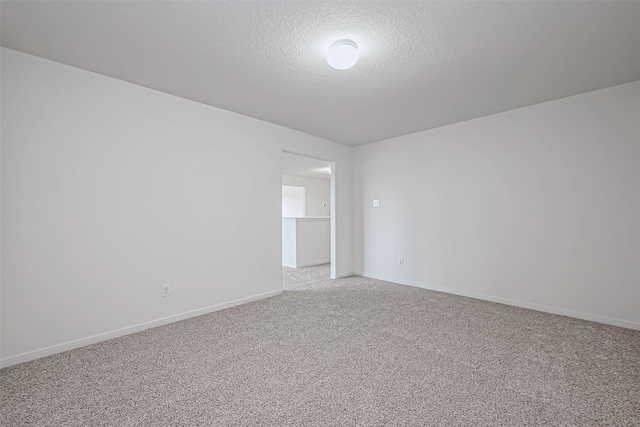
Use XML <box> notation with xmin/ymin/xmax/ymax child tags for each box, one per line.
<box><xmin>1</xmin><ymin>265</ymin><xmax>639</xmax><ymax>426</ymax></box>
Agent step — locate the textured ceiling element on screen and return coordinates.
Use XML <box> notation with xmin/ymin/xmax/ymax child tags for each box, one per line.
<box><xmin>282</xmin><ymin>153</ymin><xmax>331</xmax><ymax>180</ymax></box>
<box><xmin>2</xmin><ymin>1</ymin><xmax>639</xmax><ymax>146</ymax></box>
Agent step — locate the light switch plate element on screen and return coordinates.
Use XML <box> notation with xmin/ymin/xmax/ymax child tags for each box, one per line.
<box><xmin>161</xmin><ymin>284</ymin><xmax>171</xmax><ymax>297</ymax></box>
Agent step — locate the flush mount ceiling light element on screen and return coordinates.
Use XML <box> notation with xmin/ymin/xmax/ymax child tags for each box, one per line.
<box><xmin>326</xmin><ymin>39</ymin><xmax>358</xmax><ymax>70</ymax></box>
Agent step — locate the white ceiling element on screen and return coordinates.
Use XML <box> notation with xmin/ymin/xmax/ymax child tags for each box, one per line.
<box><xmin>282</xmin><ymin>153</ymin><xmax>331</xmax><ymax>180</ymax></box>
<box><xmin>2</xmin><ymin>1</ymin><xmax>639</xmax><ymax>146</ymax></box>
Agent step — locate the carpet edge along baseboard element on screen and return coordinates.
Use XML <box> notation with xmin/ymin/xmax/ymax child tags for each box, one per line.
<box><xmin>0</xmin><ymin>289</ymin><xmax>284</xmax><ymax>368</ymax></box>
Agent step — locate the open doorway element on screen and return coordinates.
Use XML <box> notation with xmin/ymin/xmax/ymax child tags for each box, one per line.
<box><xmin>281</xmin><ymin>151</ymin><xmax>334</xmax><ymax>288</ymax></box>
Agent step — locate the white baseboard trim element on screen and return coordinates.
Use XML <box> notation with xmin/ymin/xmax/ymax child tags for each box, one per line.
<box><xmin>335</xmin><ymin>272</ymin><xmax>354</xmax><ymax>279</ymax></box>
<box><xmin>0</xmin><ymin>289</ymin><xmax>283</xmax><ymax>369</ymax></box>
<box><xmin>296</xmin><ymin>260</ymin><xmax>331</xmax><ymax>268</ymax></box>
<box><xmin>362</xmin><ymin>274</ymin><xmax>640</xmax><ymax>331</ymax></box>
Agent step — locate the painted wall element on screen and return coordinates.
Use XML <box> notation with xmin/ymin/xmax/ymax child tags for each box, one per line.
<box><xmin>282</xmin><ymin>175</ymin><xmax>330</xmax><ymax>217</ymax></box>
<box><xmin>282</xmin><ymin>218</ymin><xmax>330</xmax><ymax>268</ymax></box>
<box><xmin>282</xmin><ymin>185</ymin><xmax>305</xmax><ymax>217</ymax></box>
<box><xmin>353</xmin><ymin>81</ymin><xmax>640</xmax><ymax>329</ymax></box>
<box><xmin>281</xmin><ymin>218</ymin><xmax>297</xmax><ymax>268</ymax></box>
<box><xmin>295</xmin><ymin>218</ymin><xmax>331</xmax><ymax>267</ymax></box>
<box><xmin>0</xmin><ymin>48</ymin><xmax>353</xmax><ymax>364</ymax></box>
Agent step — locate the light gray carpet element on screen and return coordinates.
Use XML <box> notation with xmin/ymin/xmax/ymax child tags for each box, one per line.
<box><xmin>1</xmin><ymin>265</ymin><xmax>639</xmax><ymax>426</ymax></box>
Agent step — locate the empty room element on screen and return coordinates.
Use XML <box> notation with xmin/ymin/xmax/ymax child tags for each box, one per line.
<box><xmin>1</xmin><ymin>1</ymin><xmax>639</xmax><ymax>426</ymax></box>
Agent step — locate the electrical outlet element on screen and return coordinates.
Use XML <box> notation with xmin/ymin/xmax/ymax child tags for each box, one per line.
<box><xmin>398</xmin><ymin>258</ymin><xmax>404</xmax><ymax>267</ymax></box>
<box><xmin>373</xmin><ymin>200</ymin><xmax>380</xmax><ymax>208</ymax></box>
<box><xmin>161</xmin><ymin>284</ymin><xmax>171</xmax><ymax>297</ymax></box>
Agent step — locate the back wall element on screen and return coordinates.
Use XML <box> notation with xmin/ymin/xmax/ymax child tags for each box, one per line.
<box><xmin>353</xmin><ymin>81</ymin><xmax>640</xmax><ymax>329</ymax></box>
<box><xmin>282</xmin><ymin>175</ymin><xmax>331</xmax><ymax>218</ymax></box>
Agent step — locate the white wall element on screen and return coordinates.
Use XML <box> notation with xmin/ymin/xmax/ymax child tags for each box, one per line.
<box><xmin>0</xmin><ymin>48</ymin><xmax>353</xmax><ymax>364</ymax></box>
<box><xmin>282</xmin><ymin>218</ymin><xmax>331</xmax><ymax>268</ymax></box>
<box><xmin>295</xmin><ymin>218</ymin><xmax>331</xmax><ymax>267</ymax></box>
<box><xmin>282</xmin><ymin>175</ymin><xmax>330</xmax><ymax>217</ymax></box>
<box><xmin>282</xmin><ymin>185</ymin><xmax>305</xmax><ymax>217</ymax></box>
<box><xmin>281</xmin><ymin>218</ymin><xmax>297</xmax><ymax>268</ymax></box>
<box><xmin>354</xmin><ymin>81</ymin><xmax>640</xmax><ymax>329</ymax></box>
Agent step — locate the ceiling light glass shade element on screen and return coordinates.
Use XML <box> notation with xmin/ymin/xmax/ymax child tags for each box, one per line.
<box><xmin>327</xmin><ymin>40</ymin><xmax>358</xmax><ymax>70</ymax></box>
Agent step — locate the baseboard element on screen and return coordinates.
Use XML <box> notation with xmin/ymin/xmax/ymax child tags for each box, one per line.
<box><xmin>363</xmin><ymin>274</ymin><xmax>640</xmax><ymax>331</ymax></box>
<box><xmin>335</xmin><ymin>271</ymin><xmax>354</xmax><ymax>279</ymax></box>
<box><xmin>0</xmin><ymin>289</ymin><xmax>283</xmax><ymax>369</ymax></box>
<box><xmin>296</xmin><ymin>260</ymin><xmax>331</xmax><ymax>268</ymax></box>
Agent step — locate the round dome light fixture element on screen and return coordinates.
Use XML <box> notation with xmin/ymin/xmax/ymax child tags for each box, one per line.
<box><xmin>326</xmin><ymin>39</ymin><xmax>358</xmax><ymax>70</ymax></box>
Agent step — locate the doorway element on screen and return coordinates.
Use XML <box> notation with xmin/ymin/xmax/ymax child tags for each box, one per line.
<box><xmin>281</xmin><ymin>151</ymin><xmax>334</xmax><ymax>286</ymax></box>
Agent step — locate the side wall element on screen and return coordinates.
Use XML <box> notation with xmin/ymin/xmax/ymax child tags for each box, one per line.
<box><xmin>0</xmin><ymin>48</ymin><xmax>352</xmax><ymax>365</ymax></box>
<box><xmin>353</xmin><ymin>81</ymin><xmax>640</xmax><ymax>329</ymax></box>
<box><xmin>282</xmin><ymin>175</ymin><xmax>331</xmax><ymax>218</ymax></box>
